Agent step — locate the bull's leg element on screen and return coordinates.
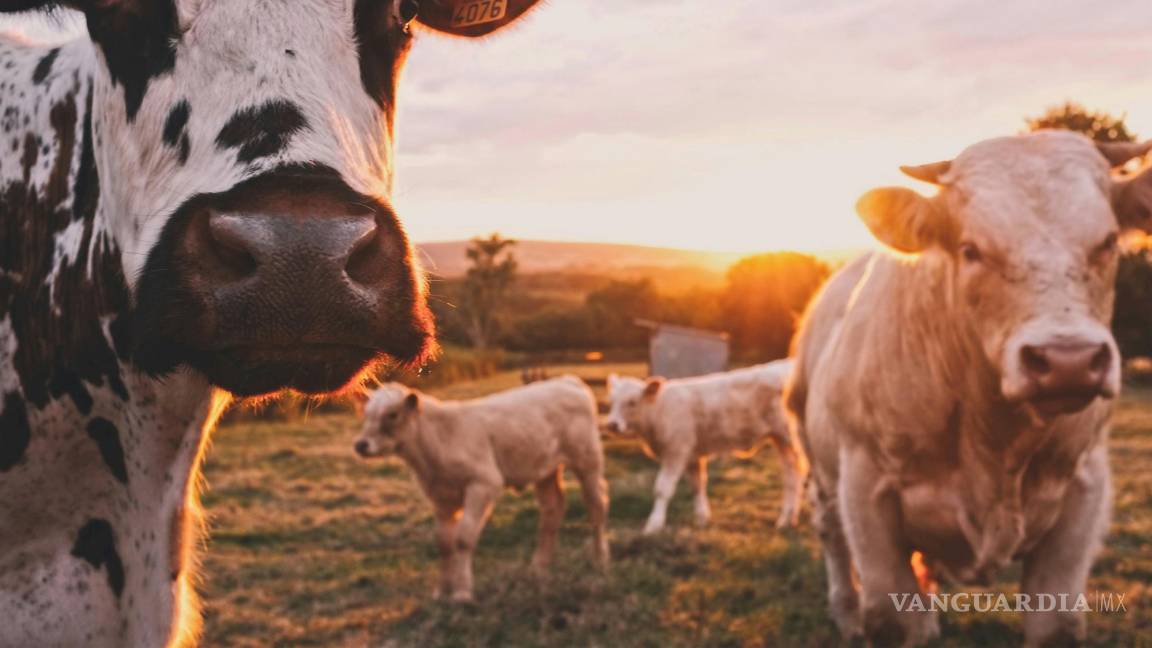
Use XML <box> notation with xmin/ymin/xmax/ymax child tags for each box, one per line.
<box><xmin>770</xmin><ymin>432</ymin><xmax>807</xmax><ymax>529</ymax></box>
<box><xmin>448</xmin><ymin>482</ymin><xmax>499</xmax><ymax>602</ymax></box>
<box><xmin>573</xmin><ymin>466</ymin><xmax>610</xmax><ymax>567</ymax></box>
<box><xmin>532</xmin><ymin>467</ymin><xmax>567</xmax><ymax>573</ymax></box>
<box><xmin>686</xmin><ymin>456</ymin><xmax>712</xmax><ymax>527</ymax></box>
<box><xmin>1020</xmin><ymin>445</ymin><xmax>1111</xmax><ymax>648</ymax></box>
<box><xmin>840</xmin><ymin>445</ymin><xmax>939</xmax><ymax>647</ymax></box>
<box><xmin>433</xmin><ymin>506</ymin><xmax>461</xmax><ymax>600</ymax></box>
<box><xmin>644</xmin><ymin>453</ymin><xmax>689</xmax><ymax>534</ymax></box>
<box><xmin>810</xmin><ymin>478</ymin><xmax>862</xmax><ymax>639</ymax></box>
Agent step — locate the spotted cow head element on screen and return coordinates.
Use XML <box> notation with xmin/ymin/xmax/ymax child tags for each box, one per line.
<box><xmin>1</xmin><ymin>0</ymin><xmax>540</xmax><ymax>397</ymax></box>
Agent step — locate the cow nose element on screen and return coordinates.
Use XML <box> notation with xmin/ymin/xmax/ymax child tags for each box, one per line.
<box><xmin>605</xmin><ymin>421</ymin><xmax>620</xmax><ymax>433</ymax></box>
<box><xmin>206</xmin><ymin>212</ymin><xmax>380</xmax><ymax>285</ymax></box>
<box><xmin>354</xmin><ymin>439</ymin><xmax>370</xmax><ymax>456</ymax></box>
<box><xmin>1019</xmin><ymin>343</ymin><xmax>1111</xmax><ymax>395</ymax></box>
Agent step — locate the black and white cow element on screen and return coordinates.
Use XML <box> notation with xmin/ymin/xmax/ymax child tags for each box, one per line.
<box><xmin>0</xmin><ymin>0</ymin><xmax>541</xmax><ymax>645</ymax></box>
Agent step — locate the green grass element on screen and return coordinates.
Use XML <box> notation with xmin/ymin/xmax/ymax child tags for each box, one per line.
<box><xmin>198</xmin><ymin>373</ymin><xmax>1152</xmax><ymax>647</ymax></box>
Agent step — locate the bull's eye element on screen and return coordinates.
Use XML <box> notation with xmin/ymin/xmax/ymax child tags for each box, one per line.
<box><xmin>959</xmin><ymin>241</ymin><xmax>982</xmax><ymax>263</ymax></box>
<box><xmin>1094</xmin><ymin>232</ymin><xmax>1119</xmax><ymax>261</ymax></box>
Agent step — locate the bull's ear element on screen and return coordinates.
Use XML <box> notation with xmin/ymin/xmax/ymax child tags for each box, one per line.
<box><xmin>856</xmin><ymin>187</ymin><xmax>949</xmax><ymax>254</ymax></box>
<box><xmin>643</xmin><ymin>378</ymin><xmax>664</xmax><ymax>399</ymax></box>
<box><xmin>404</xmin><ymin>392</ymin><xmax>420</xmax><ymax>410</ymax></box>
<box><xmin>1113</xmin><ymin>165</ymin><xmax>1152</xmax><ymax>233</ymax></box>
<box><xmin>414</xmin><ymin>0</ymin><xmax>542</xmax><ymax>37</ymax></box>
<box><xmin>1096</xmin><ymin>140</ymin><xmax>1152</xmax><ymax>168</ymax></box>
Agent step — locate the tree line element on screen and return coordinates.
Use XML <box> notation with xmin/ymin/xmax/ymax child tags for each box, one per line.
<box><xmin>431</xmin><ymin>237</ymin><xmax>831</xmax><ymax>363</ymax></box>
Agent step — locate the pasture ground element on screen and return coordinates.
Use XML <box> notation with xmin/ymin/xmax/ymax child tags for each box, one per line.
<box><xmin>200</xmin><ymin>367</ymin><xmax>1152</xmax><ymax>647</ymax></box>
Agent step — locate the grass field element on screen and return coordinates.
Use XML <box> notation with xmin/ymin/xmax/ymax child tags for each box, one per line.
<box><xmin>198</xmin><ymin>369</ymin><xmax>1152</xmax><ymax>647</ymax></box>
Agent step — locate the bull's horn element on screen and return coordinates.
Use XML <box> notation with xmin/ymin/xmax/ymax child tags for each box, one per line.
<box><xmin>900</xmin><ymin>160</ymin><xmax>952</xmax><ymax>185</ymax></box>
<box><xmin>1096</xmin><ymin>140</ymin><xmax>1152</xmax><ymax>168</ymax></box>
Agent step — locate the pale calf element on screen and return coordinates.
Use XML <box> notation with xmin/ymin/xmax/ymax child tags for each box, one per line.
<box><xmin>605</xmin><ymin>360</ymin><xmax>805</xmax><ymax>533</ymax></box>
<box><xmin>787</xmin><ymin>132</ymin><xmax>1152</xmax><ymax>646</ymax></box>
<box><xmin>354</xmin><ymin>376</ymin><xmax>609</xmax><ymax>601</ymax></box>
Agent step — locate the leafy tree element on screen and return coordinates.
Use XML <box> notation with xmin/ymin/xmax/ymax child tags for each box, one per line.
<box><xmin>458</xmin><ymin>234</ymin><xmax>517</xmax><ymax>349</ymax></box>
<box><xmin>721</xmin><ymin>252</ymin><xmax>830</xmax><ymax>361</ymax></box>
<box><xmin>1024</xmin><ymin>101</ymin><xmax>1135</xmax><ymax>142</ymax></box>
<box><xmin>586</xmin><ymin>279</ymin><xmax>662</xmax><ymax>348</ymax></box>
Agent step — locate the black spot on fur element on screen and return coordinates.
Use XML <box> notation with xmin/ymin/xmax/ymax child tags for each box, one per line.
<box><xmin>1</xmin><ymin>84</ymin><xmax>131</xmax><ymax>414</ymax></box>
<box><xmin>0</xmin><ymin>392</ymin><xmax>31</xmax><ymax>471</ymax></box>
<box><xmin>353</xmin><ymin>0</ymin><xmax>412</xmax><ymax>108</ymax></box>
<box><xmin>48</xmin><ymin>367</ymin><xmax>93</xmax><ymax>414</ymax></box>
<box><xmin>71</xmin><ymin>519</ymin><xmax>125</xmax><ymax>598</ymax></box>
<box><xmin>86</xmin><ymin>417</ymin><xmax>128</xmax><ymax>484</ymax></box>
<box><xmin>162</xmin><ymin>100</ymin><xmax>191</xmax><ymax>164</ymax></box>
<box><xmin>31</xmin><ymin>47</ymin><xmax>59</xmax><ymax>84</ymax></box>
<box><xmin>161</xmin><ymin>100</ymin><xmax>189</xmax><ymax>146</ymax></box>
<box><xmin>214</xmin><ymin>100</ymin><xmax>308</xmax><ymax>163</ymax></box>
<box><xmin>85</xmin><ymin>1</ymin><xmax>180</xmax><ymax>121</ymax></box>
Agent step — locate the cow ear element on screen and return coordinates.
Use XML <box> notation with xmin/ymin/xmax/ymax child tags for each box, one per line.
<box><xmin>404</xmin><ymin>392</ymin><xmax>420</xmax><ymax>410</ymax></box>
<box><xmin>414</xmin><ymin>0</ymin><xmax>542</xmax><ymax>37</ymax></box>
<box><xmin>643</xmin><ymin>378</ymin><xmax>664</xmax><ymax>398</ymax></box>
<box><xmin>856</xmin><ymin>187</ymin><xmax>951</xmax><ymax>254</ymax></box>
<box><xmin>1113</xmin><ymin>165</ymin><xmax>1152</xmax><ymax>233</ymax></box>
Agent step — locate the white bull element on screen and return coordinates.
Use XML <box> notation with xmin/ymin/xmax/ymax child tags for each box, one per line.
<box><xmin>787</xmin><ymin>132</ymin><xmax>1152</xmax><ymax>646</ymax></box>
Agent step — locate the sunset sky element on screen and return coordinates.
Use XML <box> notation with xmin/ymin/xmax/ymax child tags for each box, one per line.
<box><xmin>6</xmin><ymin>1</ymin><xmax>1152</xmax><ymax>253</ymax></box>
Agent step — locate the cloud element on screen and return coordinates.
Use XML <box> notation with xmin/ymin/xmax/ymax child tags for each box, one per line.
<box><xmin>4</xmin><ymin>1</ymin><xmax>1151</xmax><ymax>251</ymax></box>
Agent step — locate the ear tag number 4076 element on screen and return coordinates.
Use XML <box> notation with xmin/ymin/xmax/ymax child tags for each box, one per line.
<box><xmin>452</xmin><ymin>0</ymin><xmax>507</xmax><ymax>27</ymax></box>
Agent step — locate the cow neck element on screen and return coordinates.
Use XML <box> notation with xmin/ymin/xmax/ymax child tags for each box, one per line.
<box><xmin>886</xmin><ymin>253</ymin><xmax>1105</xmax><ymax>583</ymax></box>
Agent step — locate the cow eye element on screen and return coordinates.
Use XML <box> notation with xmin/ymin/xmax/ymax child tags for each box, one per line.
<box><xmin>959</xmin><ymin>242</ymin><xmax>982</xmax><ymax>263</ymax></box>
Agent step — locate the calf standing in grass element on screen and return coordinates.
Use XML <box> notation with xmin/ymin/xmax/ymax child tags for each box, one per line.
<box><xmin>605</xmin><ymin>360</ymin><xmax>805</xmax><ymax>533</ymax></box>
<box><xmin>354</xmin><ymin>376</ymin><xmax>610</xmax><ymax>602</ymax></box>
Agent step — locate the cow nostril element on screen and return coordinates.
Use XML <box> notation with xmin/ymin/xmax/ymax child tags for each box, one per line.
<box><xmin>354</xmin><ymin>440</ymin><xmax>369</xmax><ymax>455</ymax></box>
<box><xmin>345</xmin><ymin>224</ymin><xmax>390</xmax><ymax>286</ymax></box>
<box><xmin>205</xmin><ymin>213</ymin><xmax>258</xmax><ymax>279</ymax></box>
<box><xmin>1090</xmin><ymin>344</ymin><xmax>1111</xmax><ymax>374</ymax></box>
<box><xmin>1020</xmin><ymin>345</ymin><xmax>1051</xmax><ymax>377</ymax></box>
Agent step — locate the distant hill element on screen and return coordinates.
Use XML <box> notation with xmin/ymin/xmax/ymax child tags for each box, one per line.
<box><xmin>416</xmin><ymin>240</ymin><xmax>743</xmax><ymax>279</ymax></box>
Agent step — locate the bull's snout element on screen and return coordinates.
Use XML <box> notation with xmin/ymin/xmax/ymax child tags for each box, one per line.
<box><xmin>1020</xmin><ymin>343</ymin><xmax>1111</xmax><ymax>394</ymax></box>
<box><xmin>1006</xmin><ymin>336</ymin><xmax>1118</xmax><ymax>416</ymax></box>
<box><xmin>605</xmin><ymin>420</ymin><xmax>621</xmax><ymax>434</ymax></box>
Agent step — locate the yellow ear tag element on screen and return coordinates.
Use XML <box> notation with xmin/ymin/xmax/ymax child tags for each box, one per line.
<box><xmin>451</xmin><ymin>0</ymin><xmax>508</xmax><ymax>28</ymax></box>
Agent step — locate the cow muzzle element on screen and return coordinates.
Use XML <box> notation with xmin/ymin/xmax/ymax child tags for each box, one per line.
<box><xmin>1001</xmin><ymin>329</ymin><xmax>1119</xmax><ymax>417</ymax></box>
<box><xmin>133</xmin><ymin>169</ymin><xmax>436</xmax><ymax>396</ymax></box>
